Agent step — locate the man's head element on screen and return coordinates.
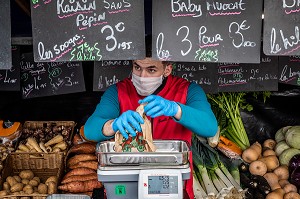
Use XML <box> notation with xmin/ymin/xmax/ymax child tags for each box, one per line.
<box><xmin>132</xmin><ymin>57</ymin><xmax>172</xmax><ymax>78</ymax></box>
<box><xmin>131</xmin><ymin>58</ymin><xmax>173</xmax><ymax>96</ymax></box>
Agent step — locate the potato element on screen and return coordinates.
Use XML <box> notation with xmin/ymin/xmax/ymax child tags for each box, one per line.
<box><xmin>10</xmin><ymin>182</ymin><xmax>24</xmax><ymax>193</ymax></box>
<box><xmin>12</xmin><ymin>191</ymin><xmax>20</xmax><ymax>195</ymax></box>
<box><xmin>45</xmin><ymin>176</ymin><xmax>57</xmax><ymax>184</ymax></box>
<box><xmin>38</xmin><ymin>183</ymin><xmax>48</xmax><ymax>194</ymax></box>
<box><xmin>0</xmin><ymin>190</ymin><xmax>8</xmax><ymax>196</ymax></box>
<box><xmin>29</xmin><ymin>179</ymin><xmax>39</xmax><ymax>187</ymax></box>
<box><xmin>32</xmin><ymin>176</ymin><xmax>40</xmax><ymax>184</ymax></box>
<box><xmin>3</xmin><ymin>182</ymin><xmax>10</xmax><ymax>190</ymax></box>
<box><xmin>19</xmin><ymin>170</ymin><xmax>34</xmax><ymax>180</ymax></box>
<box><xmin>21</xmin><ymin>179</ymin><xmax>30</xmax><ymax>185</ymax></box>
<box><xmin>47</xmin><ymin>181</ymin><xmax>56</xmax><ymax>194</ymax></box>
<box><xmin>23</xmin><ymin>184</ymin><xmax>34</xmax><ymax>194</ymax></box>
<box><xmin>6</xmin><ymin>176</ymin><xmax>18</xmax><ymax>186</ymax></box>
<box><xmin>13</xmin><ymin>175</ymin><xmax>22</xmax><ymax>183</ymax></box>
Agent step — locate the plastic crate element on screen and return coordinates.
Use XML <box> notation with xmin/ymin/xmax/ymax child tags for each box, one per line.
<box><xmin>0</xmin><ymin>152</ymin><xmax>64</xmax><ymax>199</ymax></box>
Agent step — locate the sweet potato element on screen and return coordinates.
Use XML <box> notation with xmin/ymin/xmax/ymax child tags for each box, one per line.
<box><xmin>67</xmin><ymin>142</ymin><xmax>96</xmax><ymax>155</ymax></box>
<box><xmin>67</xmin><ymin>154</ymin><xmax>97</xmax><ymax>167</ymax></box>
<box><xmin>58</xmin><ymin>180</ymin><xmax>102</xmax><ymax>193</ymax></box>
<box><xmin>69</xmin><ymin>161</ymin><xmax>98</xmax><ymax>170</ymax></box>
<box><xmin>63</xmin><ymin>168</ymin><xmax>96</xmax><ymax>180</ymax></box>
<box><xmin>61</xmin><ymin>173</ymin><xmax>98</xmax><ymax>184</ymax></box>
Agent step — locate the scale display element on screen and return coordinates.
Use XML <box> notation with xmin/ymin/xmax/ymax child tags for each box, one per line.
<box><xmin>148</xmin><ymin>176</ymin><xmax>178</xmax><ymax>194</ymax></box>
<box><xmin>139</xmin><ymin>169</ymin><xmax>183</xmax><ymax>199</ymax></box>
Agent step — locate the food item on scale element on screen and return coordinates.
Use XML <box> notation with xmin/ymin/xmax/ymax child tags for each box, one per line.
<box><xmin>114</xmin><ymin>104</ymin><xmax>156</xmax><ymax>152</ymax></box>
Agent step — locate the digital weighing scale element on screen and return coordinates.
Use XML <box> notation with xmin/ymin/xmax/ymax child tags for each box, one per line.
<box><xmin>96</xmin><ymin>140</ymin><xmax>191</xmax><ymax>199</ymax></box>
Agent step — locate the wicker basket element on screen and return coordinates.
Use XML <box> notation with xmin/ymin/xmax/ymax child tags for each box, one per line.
<box><xmin>21</xmin><ymin>121</ymin><xmax>76</xmax><ymax>141</ymax></box>
<box><xmin>0</xmin><ymin>152</ymin><xmax>64</xmax><ymax>199</ymax></box>
<box><xmin>16</xmin><ymin>121</ymin><xmax>76</xmax><ymax>154</ymax></box>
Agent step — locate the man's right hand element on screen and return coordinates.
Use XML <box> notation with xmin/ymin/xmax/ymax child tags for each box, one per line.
<box><xmin>112</xmin><ymin>110</ymin><xmax>144</xmax><ymax>139</ymax></box>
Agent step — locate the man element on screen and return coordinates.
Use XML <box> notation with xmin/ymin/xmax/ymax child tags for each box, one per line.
<box><xmin>84</xmin><ymin>57</ymin><xmax>218</xmax><ymax>199</ymax></box>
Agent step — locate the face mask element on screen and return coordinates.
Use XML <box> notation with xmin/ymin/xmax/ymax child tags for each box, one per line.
<box><xmin>131</xmin><ymin>73</ymin><xmax>163</xmax><ymax>96</ymax></box>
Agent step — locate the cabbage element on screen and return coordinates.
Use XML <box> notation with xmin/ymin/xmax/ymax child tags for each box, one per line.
<box><xmin>279</xmin><ymin>148</ymin><xmax>300</xmax><ymax>165</ymax></box>
<box><xmin>285</xmin><ymin>126</ymin><xmax>300</xmax><ymax>149</ymax></box>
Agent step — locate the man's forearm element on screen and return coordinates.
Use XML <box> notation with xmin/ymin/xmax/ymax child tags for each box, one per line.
<box><xmin>102</xmin><ymin>119</ymin><xmax>116</xmax><ymax>137</ymax></box>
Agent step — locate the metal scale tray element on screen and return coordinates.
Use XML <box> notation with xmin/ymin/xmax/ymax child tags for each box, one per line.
<box><xmin>96</xmin><ymin>140</ymin><xmax>190</xmax><ymax>170</ymax></box>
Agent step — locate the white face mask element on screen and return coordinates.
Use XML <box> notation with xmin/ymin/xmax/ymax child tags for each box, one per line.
<box><xmin>131</xmin><ymin>73</ymin><xmax>163</xmax><ymax>96</ymax></box>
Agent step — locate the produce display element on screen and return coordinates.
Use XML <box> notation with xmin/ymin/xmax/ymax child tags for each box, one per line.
<box><xmin>58</xmin><ymin>141</ymin><xmax>101</xmax><ymax>196</ymax></box>
<box><xmin>239</xmin><ymin>126</ymin><xmax>300</xmax><ymax>199</ymax></box>
<box><xmin>16</xmin><ymin>136</ymin><xmax>68</xmax><ymax>155</ymax></box>
<box><xmin>0</xmin><ymin>170</ymin><xmax>57</xmax><ymax>196</ymax></box>
<box><xmin>20</xmin><ymin>123</ymin><xmax>72</xmax><ymax>142</ymax></box>
<box><xmin>0</xmin><ymin>117</ymin><xmax>299</xmax><ymax>199</ymax></box>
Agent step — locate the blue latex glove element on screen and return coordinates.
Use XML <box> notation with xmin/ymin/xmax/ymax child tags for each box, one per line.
<box><xmin>112</xmin><ymin>110</ymin><xmax>144</xmax><ymax>139</ymax></box>
<box><xmin>139</xmin><ymin>95</ymin><xmax>178</xmax><ymax>118</ymax></box>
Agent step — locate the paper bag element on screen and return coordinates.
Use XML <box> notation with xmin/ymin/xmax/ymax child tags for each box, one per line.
<box><xmin>114</xmin><ymin>104</ymin><xmax>156</xmax><ymax>152</ymax></box>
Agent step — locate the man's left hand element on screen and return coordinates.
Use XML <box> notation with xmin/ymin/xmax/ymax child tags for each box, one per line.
<box><xmin>138</xmin><ymin>95</ymin><xmax>178</xmax><ymax>118</ymax></box>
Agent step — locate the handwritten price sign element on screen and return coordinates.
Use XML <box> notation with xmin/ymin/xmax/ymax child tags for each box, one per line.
<box><xmin>30</xmin><ymin>0</ymin><xmax>145</xmax><ymax>62</ymax></box>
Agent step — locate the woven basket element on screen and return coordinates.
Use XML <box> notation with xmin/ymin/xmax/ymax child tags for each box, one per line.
<box><xmin>0</xmin><ymin>152</ymin><xmax>64</xmax><ymax>199</ymax></box>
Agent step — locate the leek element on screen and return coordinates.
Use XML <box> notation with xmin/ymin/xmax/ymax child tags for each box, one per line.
<box><xmin>192</xmin><ymin>144</ymin><xmax>218</xmax><ymax>196</ymax></box>
<box><xmin>193</xmin><ymin>170</ymin><xmax>207</xmax><ymax>198</ymax></box>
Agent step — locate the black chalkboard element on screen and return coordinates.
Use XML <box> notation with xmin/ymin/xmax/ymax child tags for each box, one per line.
<box><xmin>0</xmin><ymin>0</ymin><xmax>12</xmax><ymax>69</ymax></box>
<box><xmin>263</xmin><ymin>0</ymin><xmax>300</xmax><ymax>56</ymax></box>
<box><xmin>278</xmin><ymin>56</ymin><xmax>300</xmax><ymax>86</ymax></box>
<box><xmin>217</xmin><ymin>53</ymin><xmax>278</xmax><ymax>92</ymax></box>
<box><xmin>171</xmin><ymin>62</ymin><xmax>217</xmax><ymax>93</ymax></box>
<box><xmin>20</xmin><ymin>53</ymin><xmax>86</xmax><ymax>99</ymax></box>
<box><xmin>152</xmin><ymin>0</ymin><xmax>263</xmax><ymax>63</ymax></box>
<box><xmin>30</xmin><ymin>0</ymin><xmax>145</xmax><ymax>62</ymax></box>
<box><xmin>0</xmin><ymin>46</ymin><xmax>20</xmax><ymax>91</ymax></box>
<box><xmin>93</xmin><ymin>60</ymin><xmax>132</xmax><ymax>91</ymax></box>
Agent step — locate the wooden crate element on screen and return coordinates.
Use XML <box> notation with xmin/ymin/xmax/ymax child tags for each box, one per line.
<box><xmin>0</xmin><ymin>152</ymin><xmax>64</xmax><ymax>199</ymax></box>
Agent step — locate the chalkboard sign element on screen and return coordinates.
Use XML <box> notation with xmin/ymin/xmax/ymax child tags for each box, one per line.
<box><xmin>93</xmin><ymin>60</ymin><xmax>132</xmax><ymax>91</ymax></box>
<box><xmin>263</xmin><ymin>0</ymin><xmax>300</xmax><ymax>56</ymax></box>
<box><xmin>171</xmin><ymin>62</ymin><xmax>217</xmax><ymax>93</ymax></box>
<box><xmin>0</xmin><ymin>46</ymin><xmax>20</xmax><ymax>91</ymax></box>
<box><xmin>152</xmin><ymin>0</ymin><xmax>263</xmax><ymax>63</ymax></box>
<box><xmin>20</xmin><ymin>53</ymin><xmax>85</xmax><ymax>99</ymax></box>
<box><xmin>217</xmin><ymin>53</ymin><xmax>278</xmax><ymax>92</ymax></box>
<box><xmin>30</xmin><ymin>0</ymin><xmax>145</xmax><ymax>62</ymax></box>
<box><xmin>278</xmin><ymin>56</ymin><xmax>300</xmax><ymax>86</ymax></box>
<box><xmin>0</xmin><ymin>0</ymin><xmax>12</xmax><ymax>69</ymax></box>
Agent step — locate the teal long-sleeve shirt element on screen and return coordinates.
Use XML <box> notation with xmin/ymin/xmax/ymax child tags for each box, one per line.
<box><xmin>84</xmin><ymin>83</ymin><xmax>218</xmax><ymax>142</ymax></box>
